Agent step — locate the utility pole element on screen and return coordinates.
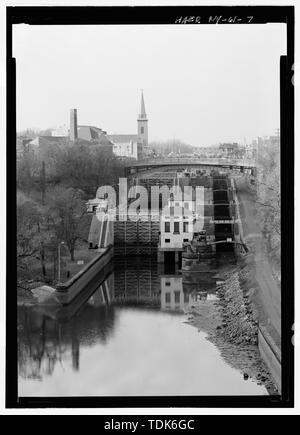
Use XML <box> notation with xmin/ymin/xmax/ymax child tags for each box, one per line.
<box><xmin>58</xmin><ymin>241</ymin><xmax>65</xmax><ymax>282</ymax></box>
<box><xmin>41</xmin><ymin>161</ymin><xmax>46</xmax><ymax>205</ymax></box>
<box><xmin>58</xmin><ymin>243</ymin><xmax>61</xmax><ymax>283</ymax></box>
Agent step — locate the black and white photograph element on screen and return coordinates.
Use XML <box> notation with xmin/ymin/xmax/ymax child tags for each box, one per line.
<box><xmin>3</xmin><ymin>3</ymin><xmax>297</xmax><ymax>414</ymax></box>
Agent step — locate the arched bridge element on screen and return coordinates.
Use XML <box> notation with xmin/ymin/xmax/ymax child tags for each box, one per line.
<box><xmin>124</xmin><ymin>157</ymin><xmax>256</xmax><ymax>177</ymax></box>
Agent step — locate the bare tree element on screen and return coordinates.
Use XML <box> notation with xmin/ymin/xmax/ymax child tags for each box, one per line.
<box><xmin>47</xmin><ymin>187</ymin><xmax>86</xmax><ymax>262</ymax></box>
<box><xmin>17</xmin><ymin>191</ymin><xmax>55</xmax><ymax>279</ymax></box>
<box><xmin>255</xmin><ymin>141</ymin><xmax>280</xmax><ymax>270</ymax></box>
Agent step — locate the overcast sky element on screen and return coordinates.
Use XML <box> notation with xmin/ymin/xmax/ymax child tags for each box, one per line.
<box><xmin>13</xmin><ymin>23</ymin><xmax>286</xmax><ymax>146</ymax></box>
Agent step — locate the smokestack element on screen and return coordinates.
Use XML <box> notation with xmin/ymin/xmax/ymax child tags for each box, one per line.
<box><xmin>70</xmin><ymin>109</ymin><xmax>78</xmax><ymax>142</ymax></box>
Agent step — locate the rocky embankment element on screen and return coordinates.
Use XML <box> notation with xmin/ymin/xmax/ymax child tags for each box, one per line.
<box><xmin>215</xmin><ymin>269</ymin><xmax>258</xmax><ymax>346</ymax></box>
<box><xmin>185</xmin><ymin>266</ymin><xmax>278</xmax><ymax>394</ymax></box>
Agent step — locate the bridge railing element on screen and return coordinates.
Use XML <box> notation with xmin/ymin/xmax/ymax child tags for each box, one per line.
<box><xmin>126</xmin><ymin>157</ymin><xmax>256</xmax><ymax>168</ymax></box>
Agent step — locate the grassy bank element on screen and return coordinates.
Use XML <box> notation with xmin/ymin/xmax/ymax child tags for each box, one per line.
<box><xmin>17</xmin><ymin>242</ymin><xmax>101</xmax><ymax>298</ymax></box>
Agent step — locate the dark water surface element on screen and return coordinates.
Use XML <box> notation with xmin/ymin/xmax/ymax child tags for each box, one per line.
<box><xmin>18</xmin><ymin>257</ymin><xmax>268</xmax><ymax>397</ymax></box>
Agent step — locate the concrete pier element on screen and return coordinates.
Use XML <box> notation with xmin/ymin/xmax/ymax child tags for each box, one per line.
<box><xmin>55</xmin><ymin>247</ymin><xmax>114</xmax><ymax>305</ymax></box>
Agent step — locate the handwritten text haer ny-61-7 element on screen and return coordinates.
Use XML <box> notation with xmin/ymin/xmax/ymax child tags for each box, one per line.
<box><xmin>175</xmin><ymin>16</ymin><xmax>254</xmax><ymax>25</ymax></box>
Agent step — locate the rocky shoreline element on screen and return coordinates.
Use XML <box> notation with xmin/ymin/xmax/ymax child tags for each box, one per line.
<box><xmin>215</xmin><ymin>270</ymin><xmax>258</xmax><ymax>346</ymax></box>
<box><xmin>185</xmin><ymin>266</ymin><xmax>279</xmax><ymax>395</ymax></box>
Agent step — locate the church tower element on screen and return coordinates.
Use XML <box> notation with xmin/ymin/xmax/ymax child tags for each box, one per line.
<box><xmin>137</xmin><ymin>91</ymin><xmax>148</xmax><ymax>147</ymax></box>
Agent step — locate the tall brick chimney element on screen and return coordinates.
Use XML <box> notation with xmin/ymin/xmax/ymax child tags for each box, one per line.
<box><xmin>70</xmin><ymin>108</ymin><xmax>78</xmax><ymax>142</ymax></box>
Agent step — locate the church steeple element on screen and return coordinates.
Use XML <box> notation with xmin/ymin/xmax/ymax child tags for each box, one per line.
<box><xmin>139</xmin><ymin>90</ymin><xmax>147</xmax><ymax>120</ymax></box>
<box><xmin>137</xmin><ymin>90</ymin><xmax>148</xmax><ymax>147</ymax></box>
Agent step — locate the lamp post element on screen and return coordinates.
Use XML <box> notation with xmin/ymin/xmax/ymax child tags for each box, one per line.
<box><xmin>58</xmin><ymin>241</ymin><xmax>65</xmax><ymax>283</ymax></box>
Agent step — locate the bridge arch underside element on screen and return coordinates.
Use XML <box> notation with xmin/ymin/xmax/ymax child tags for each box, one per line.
<box><xmin>126</xmin><ymin>163</ymin><xmax>255</xmax><ymax>177</ymax></box>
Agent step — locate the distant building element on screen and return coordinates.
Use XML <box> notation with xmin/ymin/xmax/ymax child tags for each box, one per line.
<box><xmin>219</xmin><ymin>143</ymin><xmax>239</xmax><ymax>154</ymax></box>
<box><xmin>137</xmin><ymin>91</ymin><xmax>148</xmax><ymax>147</ymax></box>
<box><xmin>256</xmin><ymin>134</ymin><xmax>280</xmax><ymax>148</ymax></box>
<box><xmin>107</xmin><ymin>135</ymin><xmax>142</xmax><ymax>160</ymax></box>
<box><xmin>77</xmin><ymin>125</ymin><xmax>111</xmax><ymax>145</ymax></box>
<box><xmin>28</xmin><ymin>134</ymin><xmax>114</xmax><ymax>157</ymax></box>
<box><xmin>30</xmin><ymin>110</ymin><xmax>112</xmax><ymax>152</ymax></box>
<box><xmin>25</xmin><ymin>92</ymin><xmax>148</xmax><ymax>160</ymax></box>
<box><xmin>159</xmin><ymin>193</ymin><xmax>197</xmax><ymax>251</ymax></box>
<box><xmin>107</xmin><ymin>91</ymin><xmax>148</xmax><ymax>160</ymax></box>
<box><xmin>245</xmin><ymin>142</ymin><xmax>257</xmax><ymax>160</ymax></box>
<box><xmin>28</xmin><ymin>135</ymin><xmax>70</xmax><ymax>147</ymax></box>
<box><xmin>51</xmin><ymin>125</ymin><xmax>69</xmax><ymax>137</ymax></box>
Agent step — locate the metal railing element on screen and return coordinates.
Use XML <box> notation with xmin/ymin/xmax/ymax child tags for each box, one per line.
<box><xmin>127</xmin><ymin>157</ymin><xmax>256</xmax><ymax>168</ymax></box>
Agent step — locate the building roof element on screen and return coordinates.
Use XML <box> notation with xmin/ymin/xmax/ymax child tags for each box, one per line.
<box><xmin>29</xmin><ymin>136</ymin><xmax>69</xmax><ymax>146</ymax></box>
<box><xmin>77</xmin><ymin>125</ymin><xmax>110</xmax><ymax>141</ymax></box>
<box><xmin>78</xmin><ymin>125</ymin><xmax>106</xmax><ymax>133</ymax></box>
<box><xmin>29</xmin><ymin>135</ymin><xmax>92</xmax><ymax>147</ymax></box>
<box><xmin>107</xmin><ymin>134</ymin><xmax>139</xmax><ymax>143</ymax></box>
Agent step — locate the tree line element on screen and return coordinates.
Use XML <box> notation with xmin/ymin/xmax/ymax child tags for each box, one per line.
<box><xmin>256</xmin><ymin>140</ymin><xmax>281</xmax><ymax>277</ymax></box>
<box><xmin>149</xmin><ymin>139</ymin><xmax>195</xmax><ymax>156</ymax></box>
<box><xmin>17</xmin><ymin>138</ymin><xmax>125</xmax><ymax>285</ymax></box>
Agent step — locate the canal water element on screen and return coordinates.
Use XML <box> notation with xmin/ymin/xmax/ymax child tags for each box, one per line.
<box><xmin>18</xmin><ymin>257</ymin><xmax>268</xmax><ymax>397</ymax></box>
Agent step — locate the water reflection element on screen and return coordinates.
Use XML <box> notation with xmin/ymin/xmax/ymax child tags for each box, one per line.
<box><xmin>18</xmin><ymin>304</ymin><xmax>115</xmax><ymax>381</ymax></box>
<box><xmin>18</xmin><ymin>257</ymin><xmax>268</xmax><ymax>396</ymax></box>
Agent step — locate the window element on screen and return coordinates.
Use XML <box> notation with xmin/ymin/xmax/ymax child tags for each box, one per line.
<box><xmin>165</xmin><ymin>292</ymin><xmax>171</xmax><ymax>303</ymax></box>
<box><xmin>165</xmin><ymin>238</ymin><xmax>170</xmax><ymax>243</ymax></box>
<box><xmin>174</xmin><ymin>222</ymin><xmax>180</xmax><ymax>234</ymax></box>
<box><xmin>183</xmin><ymin>238</ymin><xmax>189</xmax><ymax>243</ymax></box>
<box><xmin>174</xmin><ymin>291</ymin><xmax>180</xmax><ymax>304</ymax></box>
<box><xmin>141</xmin><ymin>126</ymin><xmax>144</xmax><ymax>134</ymax></box>
<box><xmin>165</xmin><ymin>282</ymin><xmax>171</xmax><ymax>286</ymax></box>
<box><xmin>175</xmin><ymin>202</ymin><xmax>180</xmax><ymax>207</ymax></box>
<box><xmin>184</xmin><ymin>202</ymin><xmax>189</xmax><ymax>209</ymax></box>
<box><xmin>164</xmin><ymin>222</ymin><xmax>170</xmax><ymax>233</ymax></box>
<box><xmin>183</xmin><ymin>222</ymin><xmax>189</xmax><ymax>233</ymax></box>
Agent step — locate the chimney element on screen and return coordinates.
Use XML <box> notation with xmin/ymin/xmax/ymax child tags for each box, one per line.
<box><xmin>70</xmin><ymin>109</ymin><xmax>78</xmax><ymax>142</ymax></box>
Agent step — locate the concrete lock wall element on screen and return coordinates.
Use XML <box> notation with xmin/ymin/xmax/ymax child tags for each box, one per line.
<box><xmin>55</xmin><ymin>247</ymin><xmax>114</xmax><ymax>305</ymax></box>
<box><xmin>258</xmin><ymin>325</ymin><xmax>282</xmax><ymax>394</ymax></box>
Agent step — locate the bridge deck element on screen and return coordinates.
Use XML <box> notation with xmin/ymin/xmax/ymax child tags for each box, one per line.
<box><xmin>126</xmin><ymin>158</ymin><xmax>256</xmax><ymax>169</ymax></box>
